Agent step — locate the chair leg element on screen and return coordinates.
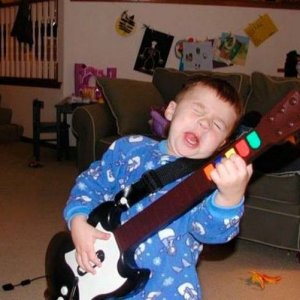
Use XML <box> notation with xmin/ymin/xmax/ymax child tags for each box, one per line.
<box><xmin>57</xmin><ymin>123</ymin><xmax>69</xmax><ymax>160</ymax></box>
<box><xmin>33</xmin><ymin>126</ymin><xmax>40</xmax><ymax>161</ymax></box>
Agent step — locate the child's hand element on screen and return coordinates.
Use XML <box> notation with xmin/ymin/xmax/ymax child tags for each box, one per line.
<box><xmin>210</xmin><ymin>154</ymin><xmax>253</xmax><ymax>207</ymax></box>
<box><xmin>70</xmin><ymin>215</ymin><xmax>110</xmax><ymax>274</ymax></box>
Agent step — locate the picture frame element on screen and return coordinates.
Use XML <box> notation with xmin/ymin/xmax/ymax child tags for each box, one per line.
<box><xmin>70</xmin><ymin>0</ymin><xmax>300</xmax><ymax>10</ymax></box>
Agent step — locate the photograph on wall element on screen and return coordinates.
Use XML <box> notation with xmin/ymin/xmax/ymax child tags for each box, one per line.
<box><xmin>213</xmin><ymin>33</ymin><xmax>249</xmax><ymax>67</ymax></box>
<box><xmin>182</xmin><ymin>41</ymin><xmax>213</xmax><ymax>71</ymax></box>
<box><xmin>134</xmin><ymin>27</ymin><xmax>174</xmax><ymax>75</ymax></box>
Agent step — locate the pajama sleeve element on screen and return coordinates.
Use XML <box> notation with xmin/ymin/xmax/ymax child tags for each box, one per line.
<box><xmin>188</xmin><ymin>190</ymin><xmax>245</xmax><ymax>244</ymax></box>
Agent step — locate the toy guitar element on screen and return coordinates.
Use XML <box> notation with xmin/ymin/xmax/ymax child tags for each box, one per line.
<box><xmin>49</xmin><ymin>90</ymin><xmax>300</xmax><ymax>300</ymax></box>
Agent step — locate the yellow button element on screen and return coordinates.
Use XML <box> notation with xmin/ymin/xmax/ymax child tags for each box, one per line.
<box><xmin>225</xmin><ymin>148</ymin><xmax>236</xmax><ymax>158</ymax></box>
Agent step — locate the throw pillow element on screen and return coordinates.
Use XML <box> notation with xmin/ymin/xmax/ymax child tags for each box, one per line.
<box><xmin>152</xmin><ymin>68</ymin><xmax>251</xmax><ymax>105</ymax></box>
<box><xmin>97</xmin><ymin>78</ymin><xmax>165</xmax><ymax>136</ymax></box>
<box><xmin>246</xmin><ymin>72</ymin><xmax>300</xmax><ymax>115</ymax></box>
<box><xmin>149</xmin><ymin>106</ymin><xmax>170</xmax><ymax>138</ymax></box>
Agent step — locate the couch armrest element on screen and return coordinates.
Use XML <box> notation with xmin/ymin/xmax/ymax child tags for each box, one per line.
<box><xmin>72</xmin><ymin>103</ymin><xmax>117</xmax><ymax>172</ymax></box>
<box><xmin>0</xmin><ymin>107</ymin><xmax>12</xmax><ymax>125</ymax></box>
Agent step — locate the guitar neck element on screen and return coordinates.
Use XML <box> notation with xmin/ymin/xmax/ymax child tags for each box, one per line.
<box><xmin>114</xmin><ymin>129</ymin><xmax>267</xmax><ymax>252</ymax></box>
<box><xmin>114</xmin><ymin>89</ymin><xmax>300</xmax><ymax>253</ymax></box>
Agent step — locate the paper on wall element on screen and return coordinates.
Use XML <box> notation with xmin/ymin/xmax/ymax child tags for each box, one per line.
<box><xmin>182</xmin><ymin>41</ymin><xmax>213</xmax><ymax>71</ymax></box>
<box><xmin>244</xmin><ymin>14</ymin><xmax>278</xmax><ymax>47</ymax></box>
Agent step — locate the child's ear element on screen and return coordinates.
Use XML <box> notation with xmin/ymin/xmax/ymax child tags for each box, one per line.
<box><xmin>164</xmin><ymin>101</ymin><xmax>177</xmax><ymax>121</ymax></box>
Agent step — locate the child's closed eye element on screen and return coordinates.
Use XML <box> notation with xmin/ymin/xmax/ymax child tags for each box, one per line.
<box><xmin>213</xmin><ymin>121</ymin><xmax>225</xmax><ymax>131</ymax></box>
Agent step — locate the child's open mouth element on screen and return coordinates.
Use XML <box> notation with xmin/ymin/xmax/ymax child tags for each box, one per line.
<box><xmin>184</xmin><ymin>132</ymin><xmax>199</xmax><ymax>148</ymax></box>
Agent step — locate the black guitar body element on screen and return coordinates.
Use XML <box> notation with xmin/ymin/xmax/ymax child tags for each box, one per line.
<box><xmin>45</xmin><ymin>201</ymin><xmax>150</xmax><ymax>300</ymax></box>
<box><xmin>45</xmin><ymin>231</ymin><xmax>80</xmax><ymax>300</ymax></box>
<box><xmin>89</xmin><ymin>201</ymin><xmax>151</xmax><ymax>300</ymax></box>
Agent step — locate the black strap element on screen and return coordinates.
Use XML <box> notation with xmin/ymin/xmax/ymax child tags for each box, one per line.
<box><xmin>115</xmin><ymin>157</ymin><xmax>206</xmax><ymax>209</ymax></box>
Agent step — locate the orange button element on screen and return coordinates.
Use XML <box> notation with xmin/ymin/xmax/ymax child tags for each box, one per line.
<box><xmin>203</xmin><ymin>164</ymin><xmax>214</xmax><ymax>181</ymax></box>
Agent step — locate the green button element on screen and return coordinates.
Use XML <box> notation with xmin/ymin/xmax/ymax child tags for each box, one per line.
<box><xmin>246</xmin><ymin>131</ymin><xmax>261</xmax><ymax>149</ymax></box>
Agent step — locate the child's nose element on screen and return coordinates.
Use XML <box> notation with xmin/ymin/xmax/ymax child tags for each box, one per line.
<box><xmin>198</xmin><ymin>118</ymin><xmax>211</xmax><ymax>130</ymax></box>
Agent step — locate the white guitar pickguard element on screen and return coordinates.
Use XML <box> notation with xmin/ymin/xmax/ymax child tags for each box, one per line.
<box><xmin>65</xmin><ymin>223</ymin><xmax>127</xmax><ymax>300</ymax></box>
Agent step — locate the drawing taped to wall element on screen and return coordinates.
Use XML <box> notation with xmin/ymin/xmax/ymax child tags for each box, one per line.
<box><xmin>134</xmin><ymin>27</ymin><xmax>174</xmax><ymax>75</ymax></box>
<box><xmin>182</xmin><ymin>41</ymin><xmax>213</xmax><ymax>71</ymax></box>
<box><xmin>213</xmin><ymin>33</ymin><xmax>249</xmax><ymax>67</ymax></box>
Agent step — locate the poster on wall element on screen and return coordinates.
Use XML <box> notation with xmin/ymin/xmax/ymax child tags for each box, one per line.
<box><xmin>134</xmin><ymin>27</ymin><xmax>174</xmax><ymax>75</ymax></box>
<box><xmin>182</xmin><ymin>41</ymin><xmax>213</xmax><ymax>71</ymax></box>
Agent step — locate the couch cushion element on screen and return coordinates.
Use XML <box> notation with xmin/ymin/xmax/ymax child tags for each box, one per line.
<box><xmin>97</xmin><ymin>78</ymin><xmax>165</xmax><ymax>136</ymax></box>
<box><xmin>152</xmin><ymin>68</ymin><xmax>251</xmax><ymax>106</ymax></box>
<box><xmin>245</xmin><ymin>71</ymin><xmax>300</xmax><ymax>114</ymax></box>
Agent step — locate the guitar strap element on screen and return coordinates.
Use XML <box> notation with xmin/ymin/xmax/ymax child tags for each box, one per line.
<box><xmin>114</xmin><ymin>156</ymin><xmax>207</xmax><ymax>209</ymax></box>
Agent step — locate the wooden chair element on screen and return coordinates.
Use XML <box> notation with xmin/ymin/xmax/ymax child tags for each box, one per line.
<box><xmin>32</xmin><ymin>99</ymin><xmax>57</xmax><ymax>161</ymax></box>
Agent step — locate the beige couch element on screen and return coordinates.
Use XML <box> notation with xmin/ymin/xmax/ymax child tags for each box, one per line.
<box><xmin>72</xmin><ymin>68</ymin><xmax>300</xmax><ymax>251</ymax></box>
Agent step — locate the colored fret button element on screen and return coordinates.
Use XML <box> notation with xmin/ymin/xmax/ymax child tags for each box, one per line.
<box><xmin>235</xmin><ymin>139</ymin><xmax>250</xmax><ymax>157</ymax></box>
<box><xmin>225</xmin><ymin>148</ymin><xmax>236</xmax><ymax>158</ymax></box>
<box><xmin>214</xmin><ymin>155</ymin><xmax>222</xmax><ymax>165</ymax></box>
<box><xmin>246</xmin><ymin>131</ymin><xmax>261</xmax><ymax>149</ymax></box>
<box><xmin>203</xmin><ymin>164</ymin><xmax>214</xmax><ymax>181</ymax></box>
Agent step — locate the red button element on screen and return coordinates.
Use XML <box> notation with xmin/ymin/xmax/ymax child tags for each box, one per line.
<box><xmin>235</xmin><ymin>139</ymin><xmax>250</xmax><ymax>157</ymax></box>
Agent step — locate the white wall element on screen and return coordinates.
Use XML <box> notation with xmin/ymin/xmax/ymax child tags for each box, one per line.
<box><xmin>1</xmin><ymin>0</ymin><xmax>300</xmax><ymax>140</ymax></box>
<box><xmin>62</xmin><ymin>0</ymin><xmax>300</xmax><ymax>97</ymax></box>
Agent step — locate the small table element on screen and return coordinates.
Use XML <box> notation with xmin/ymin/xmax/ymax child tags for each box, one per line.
<box><xmin>55</xmin><ymin>98</ymin><xmax>90</xmax><ymax>160</ymax></box>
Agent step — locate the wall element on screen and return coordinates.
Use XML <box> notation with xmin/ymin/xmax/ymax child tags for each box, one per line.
<box><xmin>1</xmin><ymin>0</ymin><xmax>300</xmax><ymax>141</ymax></box>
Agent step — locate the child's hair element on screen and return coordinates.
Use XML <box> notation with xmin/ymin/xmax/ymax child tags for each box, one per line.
<box><xmin>175</xmin><ymin>76</ymin><xmax>244</xmax><ymax>122</ymax></box>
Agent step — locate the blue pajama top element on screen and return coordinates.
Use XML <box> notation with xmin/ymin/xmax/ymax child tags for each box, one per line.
<box><xmin>64</xmin><ymin>135</ymin><xmax>244</xmax><ymax>300</ymax></box>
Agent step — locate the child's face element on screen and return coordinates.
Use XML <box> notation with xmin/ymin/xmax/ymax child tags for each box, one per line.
<box><xmin>164</xmin><ymin>84</ymin><xmax>238</xmax><ymax>159</ymax></box>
